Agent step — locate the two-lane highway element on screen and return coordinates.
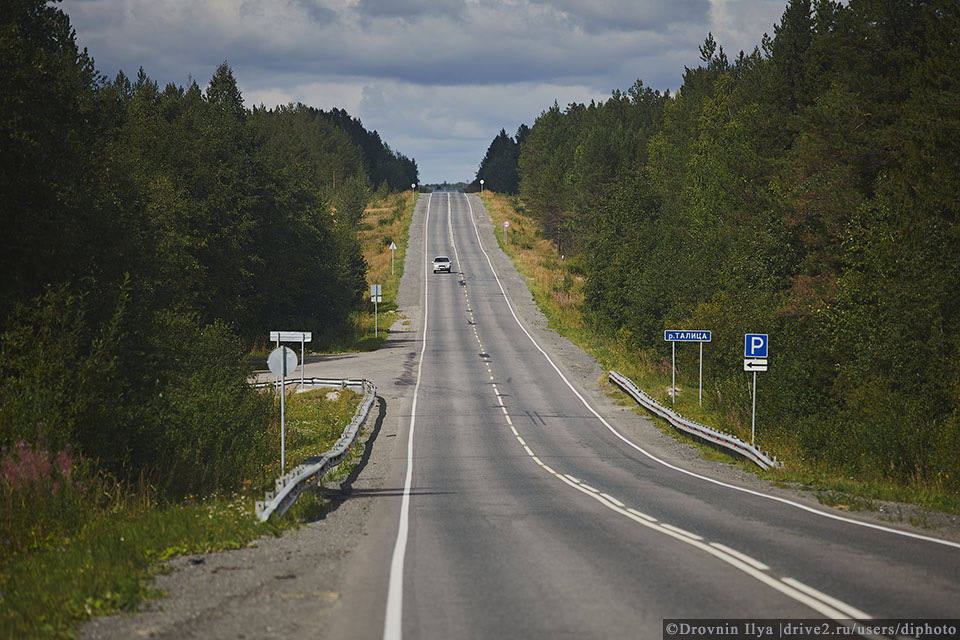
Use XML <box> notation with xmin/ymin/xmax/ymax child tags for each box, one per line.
<box><xmin>330</xmin><ymin>192</ymin><xmax>960</xmax><ymax>640</ymax></box>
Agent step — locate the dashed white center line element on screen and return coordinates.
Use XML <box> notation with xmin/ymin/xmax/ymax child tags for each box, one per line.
<box><xmin>710</xmin><ymin>543</ymin><xmax>769</xmax><ymax>571</ymax></box>
<box><xmin>627</xmin><ymin>508</ymin><xmax>657</xmax><ymax>522</ymax></box>
<box><xmin>660</xmin><ymin>523</ymin><xmax>704</xmax><ymax>541</ymax></box>
<box><xmin>600</xmin><ymin>493</ymin><xmax>625</xmax><ymax>508</ymax></box>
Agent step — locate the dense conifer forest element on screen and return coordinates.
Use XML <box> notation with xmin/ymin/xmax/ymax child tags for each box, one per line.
<box><xmin>0</xmin><ymin>0</ymin><xmax>417</xmax><ymax>496</ymax></box>
<box><xmin>478</xmin><ymin>0</ymin><xmax>959</xmax><ymax>488</ymax></box>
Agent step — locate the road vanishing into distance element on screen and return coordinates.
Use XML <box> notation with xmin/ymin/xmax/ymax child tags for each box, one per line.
<box><xmin>326</xmin><ymin>192</ymin><xmax>960</xmax><ymax>639</ymax></box>
<box><xmin>80</xmin><ymin>192</ymin><xmax>960</xmax><ymax>640</ymax></box>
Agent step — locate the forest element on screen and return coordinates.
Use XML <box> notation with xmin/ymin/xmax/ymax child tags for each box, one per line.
<box><xmin>476</xmin><ymin>0</ymin><xmax>959</xmax><ymax>489</ymax></box>
<box><xmin>0</xmin><ymin>0</ymin><xmax>418</xmax><ymax>500</ymax></box>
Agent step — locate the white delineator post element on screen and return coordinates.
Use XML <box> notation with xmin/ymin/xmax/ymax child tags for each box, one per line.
<box><xmin>371</xmin><ymin>284</ymin><xmax>382</xmax><ymax>337</ymax></box>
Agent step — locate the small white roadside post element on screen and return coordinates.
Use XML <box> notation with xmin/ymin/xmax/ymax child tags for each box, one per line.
<box><xmin>267</xmin><ymin>346</ymin><xmax>298</xmax><ymax>473</ymax></box>
<box><xmin>370</xmin><ymin>284</ymin><xmax>382</xmax><ymax>337</ymax></box>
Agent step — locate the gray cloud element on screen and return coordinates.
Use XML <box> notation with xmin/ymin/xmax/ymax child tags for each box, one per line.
<box><xmin>291</xmin><ymin>0</ymin><xmax>337</xmax><ymax>25</ymax></box>
<box><xmin>63</xmin><ymin>0</ymin><xmax>786</xmax><ymax>183</ymax></box>
<box><xmin>355</xmin><ymin>0</ymin><xmax>466</xmax><ymax>20</ymax></box>
<box><xmin>532</xmin><ymin>0</ymin><xmax>711</xmax><ymax>33</ymax></box>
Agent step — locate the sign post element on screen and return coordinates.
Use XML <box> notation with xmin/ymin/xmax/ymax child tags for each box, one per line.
<box><xmin>389</xmin><ymin>241</ymin><xmax>398</xmax><ymax>275</ymax></box>
<box><xmin>267</xmin><ymin>346</ymin><xmax>298</xmax><ymax>473</ymax></box>
<box><xmin>744</xmin><ymin>334</ymin><xmax>769</xmax><ymax>446</ymax></box>
<box><xmin>270</xmin><ymin>331</ymin><xmax>312</xmax><ymax>389</ymax></box>
<box><xmin>664</xmin><ymin>330</ymin><xmax>712</xmax><ymax>405</ymax></box>
<box><xmin>370</xmin><ymin>284</ymin><xmax>382</xmax><ymax>336</ymax></box>
<box><xmin>503</xmin><ymin>220</ymin><xmax>510</xmax><ymax>244</ymax></box>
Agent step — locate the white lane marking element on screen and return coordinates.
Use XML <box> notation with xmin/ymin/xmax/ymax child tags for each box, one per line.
<box><xmin>384</xmin><ymin>193</ymin><xmax>438</xmax><ymax>640</ymax></box>
<box><xmin>517</xmin><ymin>436</ymin><xmax>526</xmax><ymax>446</ymax></box>
<box><xmin>600</xmin><ymin>493</ymin><xmax>625</xmax><ymax>508</ymax></box>
<box><xmin>781</xmin><ymin>578</ymin><xmax>873</xmax><ymax>620</ymax></box>
<box><xmin>660</xmin><ymin>523</ymin><xmax>704</xmax><ymax>541</ymax></box>
<box><xmin>550</xmin><ymin>467</ymin><xmax>868</xmax><ymax>621</ymax></box>
<box><xmin>460</xmin><ymin>193</ymin><xmax>876</xmax><ymax>622</ymax></box>
<box><xmin>627</xmin><ymin>508</ymin><xmax>657</xmax><ymax>522</ymax></box>
<box><xmin>710</xmin><ymin>543</ymin><xmax>770</xmax><ymax>571</ymax></box>
<box><xmin>460</xmin><ymin>193</ymin><xmax>960</xmax><ymax>552</ymax></box>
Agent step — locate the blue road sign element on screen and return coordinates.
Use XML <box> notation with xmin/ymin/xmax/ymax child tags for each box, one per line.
<box><xmin>665</xmin><ymin>330</ymin><xmax>712</xmax><ymax>342</ymax></box>
<box><xmin>745</xmin><ymin>334</ymin><xmax>769</xmax><ymax>358</ymax></box>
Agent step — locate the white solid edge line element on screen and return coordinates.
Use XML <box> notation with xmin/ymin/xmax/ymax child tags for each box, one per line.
<box><xmin>781</xmin><ymin>577</ymin><xmax>873</xmax><ymax>620</ymax></box>
<box><xmin>461</xmin><ymin>193</ymin><xmax>960</xmax><ymax>552</ymax></box>
<box><xmin>660</xmin><ymin>523</ymin><xmax>704</xmax><ymax>541</ymax></box>
<box><xmin>626</xmin><ymin>508</ymin><xmax>657</xmax><ymax>522</ymax></box>
<box><xmin>383</xmin><ymin>192</ymin><xmax>438</xmax><ymax>640</ymax></box>
<box><xmin>600</xmin><ymin>493</ymin><xmax>626</xmax><ymax>508</ymax></box>
<box><xmin>709</xmin><ymin>543</ymin><xmax>770</xmax><ymax>571</ymax></box>
<box><xmin>553</xmin><ymin>468</ymin><xmax>860</xmax><ymax>621</ymax></box>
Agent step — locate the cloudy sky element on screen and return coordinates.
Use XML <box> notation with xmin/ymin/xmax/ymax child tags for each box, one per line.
<box><xmin>63</xmin><ymin>0</ymin><xmax>789</xmax><ymax>184</ymax></box>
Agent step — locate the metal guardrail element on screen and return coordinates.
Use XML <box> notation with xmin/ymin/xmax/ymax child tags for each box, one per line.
<box><xmin>254</xmin><ymin>377</ymin><xmax>377</xmax><ymax>521</ymax></box>
<box><xmin>252</xmin><ymin>377</ymin><xmax>367</xmax><ymax>390</ymax></box>
<box><xmin>608</xmin><ymin>370</ymin><xmax>781</xmax><ymax>470</ymax></box>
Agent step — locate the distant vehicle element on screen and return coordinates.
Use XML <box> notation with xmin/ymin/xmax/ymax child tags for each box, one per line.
<box><xmin>432</xmin><ymin>256</ymin><xmax>452</xmax><ymax>273</ymax></box>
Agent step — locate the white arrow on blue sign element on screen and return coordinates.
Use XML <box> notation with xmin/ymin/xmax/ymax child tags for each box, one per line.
<box><xmin>744</xmin><ymin>334</ymin><xmax>769</xmax><ymax>358</ymax></box>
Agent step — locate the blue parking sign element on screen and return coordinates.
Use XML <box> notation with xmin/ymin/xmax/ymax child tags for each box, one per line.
<box><xmin>745</xmin><ymin>334</ymin><xmax>768</xmax><ymax>358</ymax></box>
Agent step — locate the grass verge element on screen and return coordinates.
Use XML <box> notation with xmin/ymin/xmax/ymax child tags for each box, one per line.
<box><xmin>479</xmin><ymin>191</ymin><xmax>960</xmax><ymax>517</ymax></box>
<box><xmin>1</xmin><ymin>389</ymin><xmax>365</xmax><ymax>639</ymax></box>
<box><xmin>314</xmin><ymin>191</ymin><xmax>417</xmax><ymax>353</ymax></box>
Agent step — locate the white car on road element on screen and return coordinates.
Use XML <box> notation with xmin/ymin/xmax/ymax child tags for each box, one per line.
<box><xmin>432</xmin><ymin>256</ymin><xmax>452</xmax><ymax>273</ymax></box>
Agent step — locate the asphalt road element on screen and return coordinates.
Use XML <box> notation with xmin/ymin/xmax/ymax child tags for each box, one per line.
<box><xmin>81</xmin><ymin>192</ymin><xmax>960</xmax><ymax>640</ymax></box>
<box><xmin>327</xmin><ymin>192</ymin><xmax>960</xmax><ymax>639</ymax></box>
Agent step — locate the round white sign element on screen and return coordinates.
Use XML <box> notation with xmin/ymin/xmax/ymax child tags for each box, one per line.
<box><xmin>267</xmin><ymin>346</ymin><xmax>298</xmax><ymax>377</ymax></box>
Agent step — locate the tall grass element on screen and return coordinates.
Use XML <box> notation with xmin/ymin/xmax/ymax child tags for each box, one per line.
<box><xmin>0</xmin><ymin>384</ymin><xmax>365</xmax><ymax>638</ymax></box>
<box><xmin>315</xmin><ymin>191</ymin><xmax>416</xmax><ymax>352</ymax></box>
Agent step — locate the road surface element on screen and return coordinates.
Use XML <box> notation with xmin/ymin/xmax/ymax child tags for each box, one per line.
<box><xmin>329</xmin><ymin>192</ymin><xmax>960</xmax><ymax>639</ymax></box>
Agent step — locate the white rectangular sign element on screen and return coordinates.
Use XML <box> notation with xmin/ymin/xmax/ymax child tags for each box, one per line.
<box><xmin>744</xmin><ymin>358</ymin><xmax>768</xmax><ymax>372</ymax></box>
<box><xmin>665</xmin><ymin>330</ymin><xmax>711</xmax><ymax>342</ymax></box>
<box><xmin>270</xmin><ymin>331</ymin><xmax>312</xmax><ymax>342</ymax></box>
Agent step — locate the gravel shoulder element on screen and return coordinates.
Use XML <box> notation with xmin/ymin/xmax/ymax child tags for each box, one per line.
<box><xmin>79</xmin><ymin>192</ymin><xmax>960</xmax><ymax>640</ymax></box>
